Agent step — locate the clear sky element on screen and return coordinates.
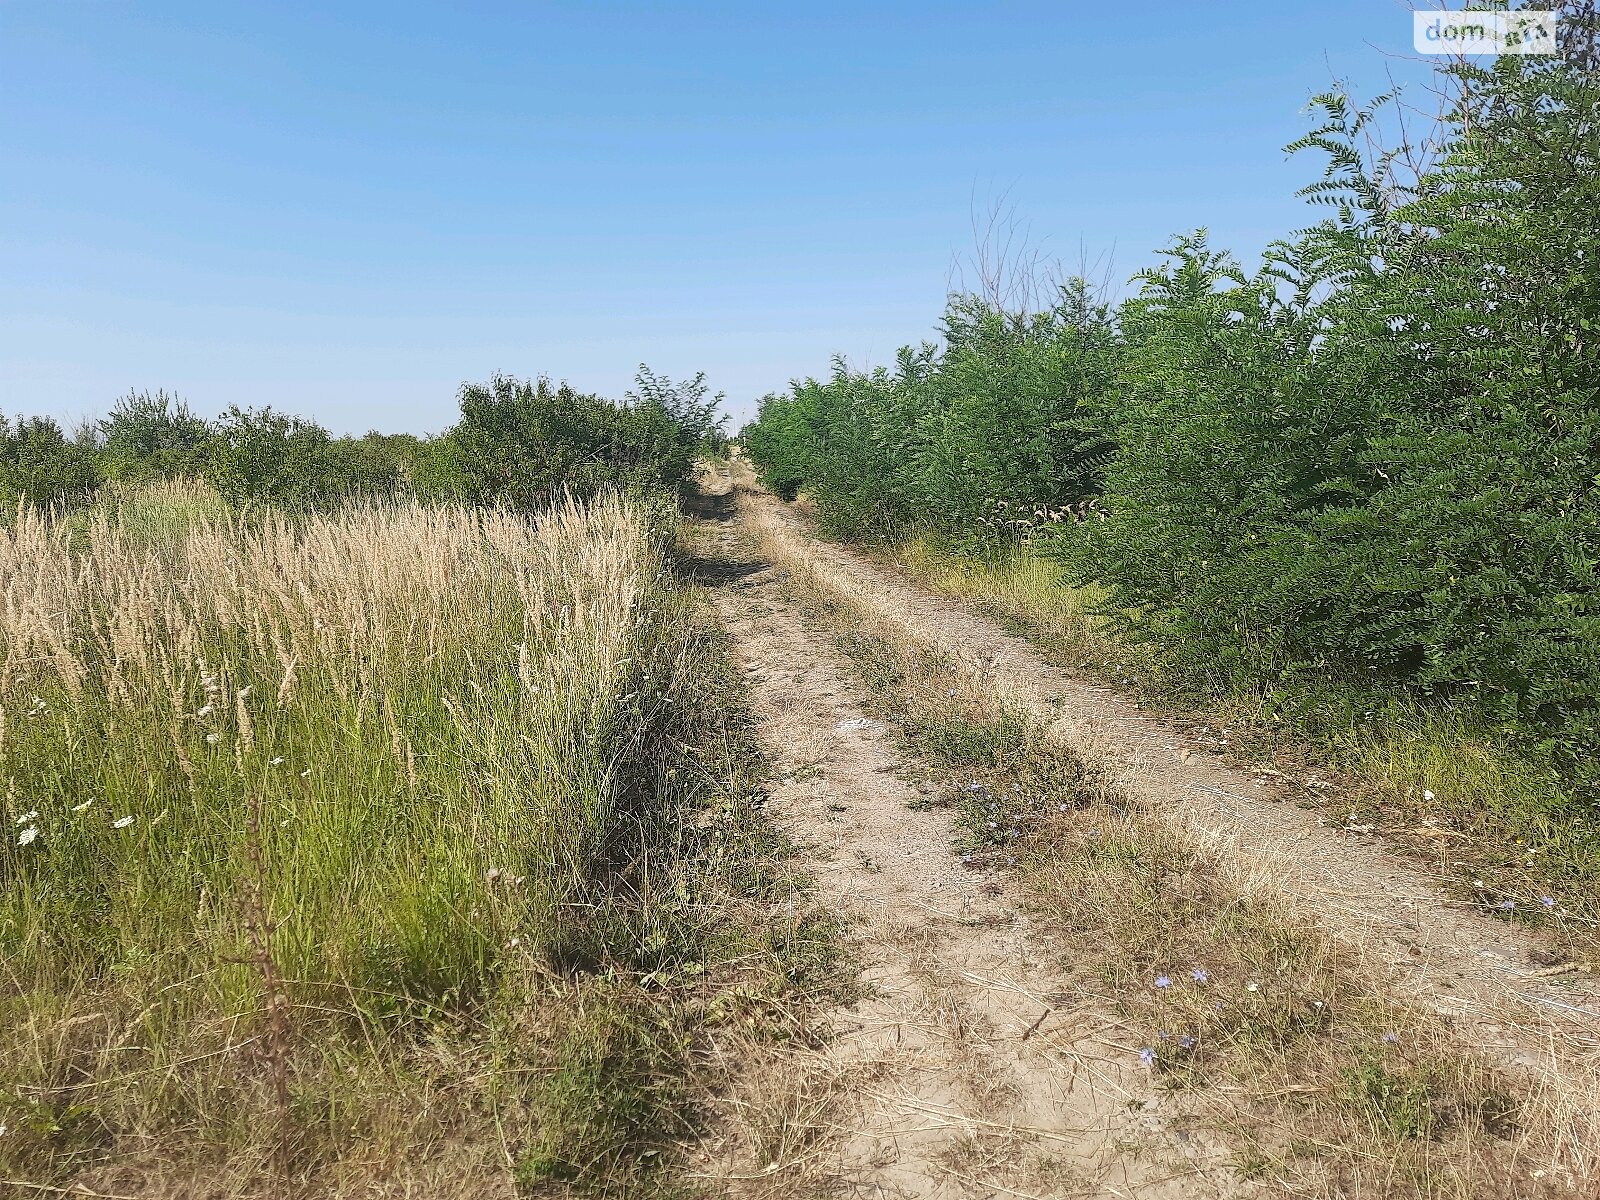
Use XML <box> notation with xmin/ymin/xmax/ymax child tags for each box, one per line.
<box><xmin>1</xmin><ymin>1</ymin><xmax>1445</xmax><ymax>434</ymax></box>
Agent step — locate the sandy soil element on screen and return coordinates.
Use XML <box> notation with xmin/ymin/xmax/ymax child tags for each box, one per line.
<box><xmin>721</xmin><ymin>459</ymin><xmax>1600</xmax><ymax>1089</ymax></box>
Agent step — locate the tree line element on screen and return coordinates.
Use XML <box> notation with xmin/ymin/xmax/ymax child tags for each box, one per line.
<box><xmin>742</xmin><ymin>17</ymin><xmax>1600</xmax><ymax>792</ymax></box>
<box><xmin>0</xmin><ymin>365</ymin><xmax>726</xmax><ymax>511</ymax></box>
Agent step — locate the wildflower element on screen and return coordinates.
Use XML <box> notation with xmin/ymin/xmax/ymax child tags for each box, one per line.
<box><xmin>205</xmin><ymin>732</ymin><xmax>220</xmax><ymax>745</ymax></box>
<box><xmin>1138</xmin><ymin>1047</ymin><xmax>1156</xmax><ymax>1068</ymax></box>
<box><xmin>17</xmin><ymin>826</ymin><xmax>39</xmax><ymax>847</ymax></box>
<box><xmin>1191</xmin><ymin>968</ymin><xmax>1208</xmax><ymax>984</ymax></box>
<box><xmin>113</xmin><ymin>815</ymin><xmax>135</xmax><ymax>829</ymax></box>
<box><xmin>1178</xmin><ymin>1035</ymin><xmax>1195</xmax><ymax>1050</ymax></box>
<box><xmin>1540</xmin><ymin>896</ymin><xmax>1556</xmax><ymax>909</ymax></box>
<box><xmin>1244</xmin><ymin>980</ymin><xmax>1260</xmax><ymax>993</ymax></box>
<box><xmin>1382</xmin><ymin>1032</ymin><xmax>1399</xmax><ymax>1045</ymax></box>
<box><xmin>71</xmin><ymin>799</ymin><xmax>94</xmax><ymax>812</ymax></box>
<box><xmin>1423</xmin><ymin>789</ymin><xmax>1436</xmax><ymax>802</ymax></box>
<box><xmin>506</xmin><ymin>937</ymin><xmax>521</xmax><ymax>950</ymax></box>
<box><xmin>486</xmin><ymin>867</ymin><xmax>502</xmax><ymax>883</ymax></box>
<box><xmin>270</xmin><ymin>757</ymin><xmax>285</xmax><ymax>766</ymax></box>
<box><xmin>1472</xmin><ymin>879</ymin><xmax>1485</xmax><ymax>889</ymax></box>
<box><xmin>1499</xmin><ymin>899</ymin><xmax>1516</xmax><ymax>911</ymax></box>
<box><xmin>196</xmin><ymin>704</ymin><xmax>214</xmax><ymax>718</ymax></box>
<box><xmin>16</xmin><ymin>811</ymin><xmax>38</xmax><ymax>824</ymax></box>
<box><xmin>1154</xmin><ymin>975</ymin><xmax>1172</xmax><ymax>989</ymax></box>
<box><xmin>300</xmin><ymin>769</ymin><xmax>311</xmax><ymax>778</ymax></box>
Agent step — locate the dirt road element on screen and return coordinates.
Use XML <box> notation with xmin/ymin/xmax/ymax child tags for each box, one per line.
<box><xmin>689</xmin><ymin>457</ymin><xmax>1599</xmax><ymax>1196</ymax></box>
<box><xmin>690</xmin><ymin>466</ymin><xmax>1241</xmax><ymax>1198</ymax></box>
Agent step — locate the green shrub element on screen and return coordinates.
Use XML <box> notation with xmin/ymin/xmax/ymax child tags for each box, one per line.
<box><xmin>96</xmin><ymin>390</ymin><xmax>211</xmax><ymax>483</ymax></box>
<box><xmin>746</xmin><ymin>285</ymin><xmax>1116</xmax><ymax>539</ymax></box>
<box><xmin>741</xmin><ymin>11</ymin><xmax>1600</xmax><ymax>793</ymax></box>
<box><xmin>440</xmin><ymin>370</ymin><xmax>718</xmax><ymax>510</ymax></box>
<box><xmin>0</xmin><ymin>413</ymin><xmax>99</xmax><ymax>508</ymax></box>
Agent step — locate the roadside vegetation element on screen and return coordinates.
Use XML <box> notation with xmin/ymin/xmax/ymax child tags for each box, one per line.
<box><xmin>740</xmin><ymin>15</ymin><xmax>1600</xmax><ymax>921</ymax></box>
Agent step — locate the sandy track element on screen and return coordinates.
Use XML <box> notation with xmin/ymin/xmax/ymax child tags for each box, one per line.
<box><xmin>691</xmin><ymin>468</ymin><xmax>1244</xmax><ymax>1198</ymax></box>
<box><xmin>716</xmin><ymin>456</ymin><xmax>1599</xmax><ymax>1141</ymax></box>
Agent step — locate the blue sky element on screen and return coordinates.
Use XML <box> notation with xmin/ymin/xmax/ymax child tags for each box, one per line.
<box><xmin>1</xmin><ymin>1</ymin><xmax>1445</xmax><ymax>433</ymax></box>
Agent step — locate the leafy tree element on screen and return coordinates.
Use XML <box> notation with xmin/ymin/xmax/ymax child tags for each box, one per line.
<box><xmin>203</xmin><ymin>405</ymin><xmax>355</xmax><ymax>508</ymax></box>
<box><xmin>743</xmin><ymin>5</ymin><xmax>1600</xmax><ymax>787</ymax></box>
<box><xmin>96</xmin><ymin>390</ymin><xmax>212</xmax><ymax>482</ymax></box>
<box><xmin>442</xmin><ymin>372</ymin><xmax>703</xmax><ymax>510</ymax></box>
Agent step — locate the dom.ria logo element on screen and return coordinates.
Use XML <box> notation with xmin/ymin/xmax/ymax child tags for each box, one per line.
<box><xmin>1413</xmin><ymin>9</ymin><xmax>1558</xmax><ymax>55</ymax></box>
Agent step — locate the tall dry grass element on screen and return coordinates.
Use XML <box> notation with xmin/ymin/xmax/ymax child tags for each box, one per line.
<box><xmin>0</xmin><ymin>479</ymin><xmax>715</xmax><ymax>1192</ymax></box>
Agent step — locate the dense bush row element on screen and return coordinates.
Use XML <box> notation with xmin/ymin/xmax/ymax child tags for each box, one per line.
<box><xmin>0</xmin><ymin>365</ymin><xmax>725</xmax><ymax>511</ymax></box>
<box><xmin>743</xmin><ymin>28</ymin><xmax>1600</xmax><ymax>785</ymax></box>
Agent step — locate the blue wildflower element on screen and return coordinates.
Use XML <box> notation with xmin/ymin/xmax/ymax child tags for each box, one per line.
<box><xmin>1154</xmin><ymin>975</ymin><xmax>1172</xmax><ymax>989</ymax></box>
<box><xmin>1191</xmin><ymin>968</ymin><xmax>1208</xmax><ymax>984</ymax></box>
<box><xmin>1138</xmin><ymin>1047</ymin><xmax>1155</xmax><ymax>1067</ymax></box>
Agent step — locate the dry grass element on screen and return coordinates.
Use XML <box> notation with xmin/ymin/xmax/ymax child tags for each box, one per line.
<box><xmin>0</xmin><ymin>479</ymin><xmax>832</xmax><ymax>1197</ymax></box>
<box><xmin>1025</xmin><ymin>806</ymin><xmax>1548</xmax><ymax>1197</ymax></box>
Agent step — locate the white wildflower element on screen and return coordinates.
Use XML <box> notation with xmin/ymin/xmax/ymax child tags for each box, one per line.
<box><xmin>113</xmin><ymin>815</ymin><xmax>135</xmax><ymax>829</ymax></box>
<box><xmin>16</xmin><ymin>811</ymin><xmax>38</xmax><ymax>824</ymax></box>
<box><xmin>205</xmin><ymin>732</ymin><xmax>220</xmax><ymax>745</ymax></box>
<box><xmin>196</xmin><ymin>704</ymin><xmax>214</xmax><ymax>718</ymax></box>
<box><xmin>269</xmin><ymin>757</ymin><xmax>285</xmax><ymax>766</ymax></box>
<box><xmin>71</xmin><ymin>799</ymin><xmax>94</xmax><ymax>812</ymax></box>
<box><xmin>17</xmin><ymin>826</ymin><xmax>39</xmax><ymax>847</ymax></box>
